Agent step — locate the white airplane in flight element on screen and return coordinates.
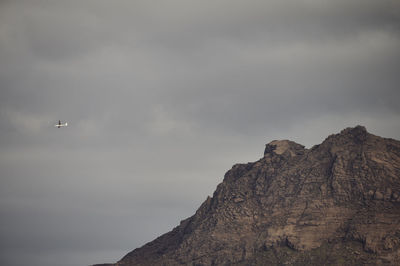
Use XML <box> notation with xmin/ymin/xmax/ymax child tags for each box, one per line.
<box><xmin>55</xmin><ymin>120</ymin><xmax>68</xmax><ymax>128</ymax></box>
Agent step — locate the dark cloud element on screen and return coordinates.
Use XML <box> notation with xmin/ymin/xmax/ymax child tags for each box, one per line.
<box><xmin>1</xmin><ymin>1</ymin><xmax>400</xmax><ymax>265</ymax></box>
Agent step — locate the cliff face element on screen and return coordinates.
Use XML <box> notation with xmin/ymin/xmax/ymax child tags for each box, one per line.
<box><xmin>98</xmin><ymin>126</ymin><xmax>400</xmax><ymax>265</ymax></box>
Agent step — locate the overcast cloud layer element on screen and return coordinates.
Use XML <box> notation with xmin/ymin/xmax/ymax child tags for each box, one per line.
<box><xmin>1</xmin><ymin>1</ymin><xmax>400</xmax><ymax>265</ymax></box>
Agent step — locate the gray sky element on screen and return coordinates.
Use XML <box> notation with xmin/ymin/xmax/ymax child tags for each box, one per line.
<box><xmin>1</xmin><ymin>1</ymin><xmax>399</xmax><ymax>265</ymax></box>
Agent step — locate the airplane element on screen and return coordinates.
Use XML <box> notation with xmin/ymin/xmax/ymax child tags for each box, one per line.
<box><xmin>55</xmin><ymin>120</ymin><xmax>68</xmax><ymax>128</ymax></box>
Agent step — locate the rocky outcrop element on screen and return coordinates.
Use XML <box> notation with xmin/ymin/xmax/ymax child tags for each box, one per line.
<box><xmin>95</xmin><ymin>126</ymin><xmax>400</xmax><ymax>265</ymax></box>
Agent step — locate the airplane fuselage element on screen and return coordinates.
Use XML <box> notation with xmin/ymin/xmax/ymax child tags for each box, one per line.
<box><xmin>55</xmin><ymin>121</ymin><xmax>68</xmax><ymax>128</ymax></box>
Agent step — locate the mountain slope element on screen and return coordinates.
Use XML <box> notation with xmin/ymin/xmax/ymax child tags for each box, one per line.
<box><xmin>96</xmin><ymin>126</ymin><xmax>400</xmax><ymax>265</ymax></box>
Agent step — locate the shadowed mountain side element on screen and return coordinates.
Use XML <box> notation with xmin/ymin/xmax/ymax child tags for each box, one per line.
<box><xmin>94</xmin><ymin>126</ymin><xmax>400</xmax><ymax>265</ymax></box>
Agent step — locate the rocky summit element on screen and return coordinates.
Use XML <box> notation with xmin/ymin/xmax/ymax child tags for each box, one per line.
<box><xmin>95</xmin><ymin>126</ymin><xmax>400</xmax><ymax>265</ymax></box>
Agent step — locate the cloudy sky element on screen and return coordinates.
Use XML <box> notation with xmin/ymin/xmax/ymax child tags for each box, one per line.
<box><xmin>0</xmin><ymin>0</ymin><xmax>399</xmax><ymax>265</ymax></box>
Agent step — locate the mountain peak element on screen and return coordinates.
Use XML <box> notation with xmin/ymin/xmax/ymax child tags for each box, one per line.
<box><xmin>264</xmin><ymin>139</ymin><xmax>305</xmax><ymax>157</ymax></box>
<box><xmin>95</xmin><ymin>126</ymin><xmax>400</xmax><ymax>266</ymax></box>
<box><xmin>340</xmin><ymin>125</ymin><xmax>367</xmax><ymax>135</ymax></box>
<box><xmin>324</xmin><ymin>125</ymin><xmax>369</xmax><ymax>145</ymax></box>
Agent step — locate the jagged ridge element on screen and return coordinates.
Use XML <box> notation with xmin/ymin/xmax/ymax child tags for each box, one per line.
<box><xmin>96</xmin><ymin>126</ymin><xmax>400</xmax><ymax>265</ymax></box>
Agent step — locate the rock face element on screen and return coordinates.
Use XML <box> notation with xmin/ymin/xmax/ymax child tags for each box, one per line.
<box><xmin>97</xmin><ymin>126</ymin><xmax>400</xmax><ymax>265</ymax></box>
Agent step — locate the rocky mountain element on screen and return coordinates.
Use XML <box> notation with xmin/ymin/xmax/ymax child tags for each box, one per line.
<box><xmin>95</xmin><ymin>126</ymin><xmax>400</xmax><ymax>265</ymax></box>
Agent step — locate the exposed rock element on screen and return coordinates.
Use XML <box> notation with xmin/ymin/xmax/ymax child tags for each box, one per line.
<box><xmin>264</xmin><ymin>139</ymin><xmax>305</xmax><ymax>157</ymax></box>
<box><xmin>385</xmin><ymin>188</ymin><xmax>393</xmax><ymax>201</ymax></box>
<box><xmin>374</xmin><ymin>191</ymin><xmax>384</xmax><ymax>200</ymax></box>
<box><xmin>94</xmin><ymin>126</ymin><xmax>400</xmax><ymax>266</ymax></box>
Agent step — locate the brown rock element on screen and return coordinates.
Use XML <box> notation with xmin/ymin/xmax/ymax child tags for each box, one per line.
<box><xmin>385</xmin><ymin>188</ymin><xmax>393</xmax><ymax>201</ymax></box>
<box><xmin>95</xmin><ymin>126</ymin><xmax>400</xmax><ymax>266</ymax></box>
<box><xmin>374</xmin><ymin>191</ymin><xmax>384</xmax><ymax>200</ymax></box>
